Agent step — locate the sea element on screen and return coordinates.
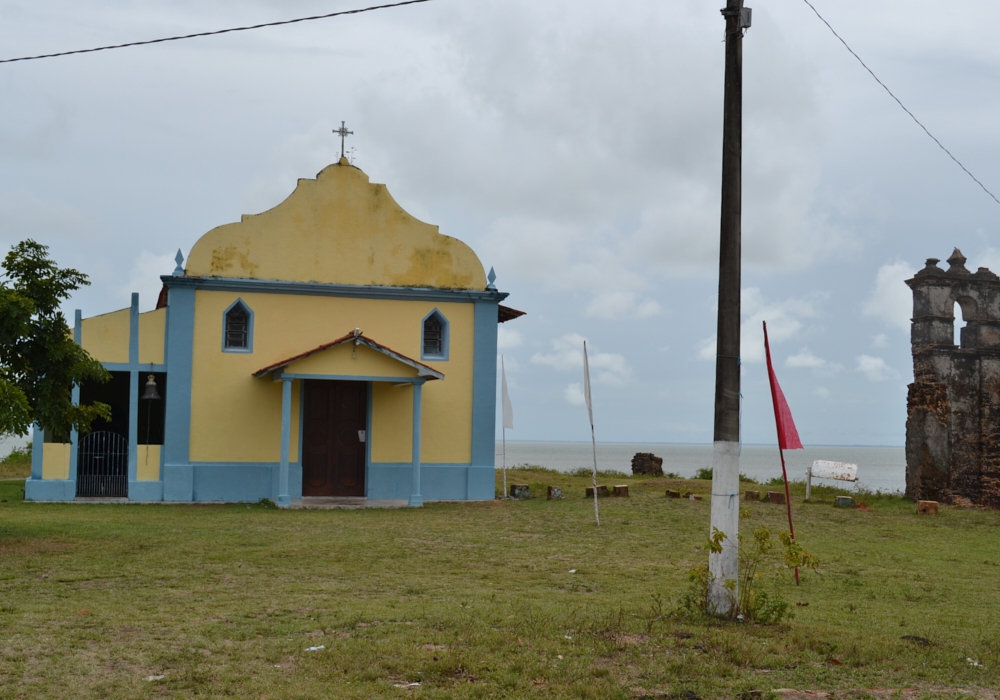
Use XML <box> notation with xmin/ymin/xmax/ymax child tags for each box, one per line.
<box><xmin>495</xmin><ymin>441</ymin><xmax>906</xmax><ymax>494</ymax></box>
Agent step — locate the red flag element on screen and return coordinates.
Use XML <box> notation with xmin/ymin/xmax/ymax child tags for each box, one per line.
<box><xmin>763</xmin><ymin>321</ymin><xmax>803</xmax><ymax>450</ymax></box>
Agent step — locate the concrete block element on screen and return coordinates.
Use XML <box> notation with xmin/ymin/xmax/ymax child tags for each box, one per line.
<box><xmin>834</xmin><ymin>496</ymin><xmax>855</xmax><ymax>508</ymax></box>
<box><xmin>684</xmin><ymin>492</ymin><xmax>703</xmax><ymax>501</ymax></box>
<box><xmin>744</xmin><ymin>490</ymin><xmax>760</xmax><ymax>501</ymax></box>
<box><xmin>547</xmin><ymin>486</ymin><xmax>562</xmax><ymax>501</ymax></box>
<box><xmin>768</xmin><ymin>491</ymin><xmax>786</xmax><ymax>505</ymax></box>
<box><xmin>612</xmin><ymin>485</ymin><xmax>629</xmax><ymax>497</ymax></box>
<box><xmin>509</xmin><ymin>484</ymin><xmax>529</xmax><ymax>500</ymax></box>
<box><xmin>586</xmin><ymin>485</ymin><xmax>609</xmax><ymax>498</ymax></box>
<box><xmin>666</xmin><ymin>489</ymin><xmax>681</xmax><ymax>498</ymax></box>
<box><xmin>917</xmin><ymin>499</ymin><xmax>939</xmax><ymax>515</ymax></box>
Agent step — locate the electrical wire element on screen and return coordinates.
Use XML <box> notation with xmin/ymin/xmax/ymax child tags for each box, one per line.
<box><xmin>0</xmin><ymin>0</ymin><xmax>431</xmax><ymax>64</ymax></box>
<box><xmin>800</xmin><ymin>0</ymin><xmax>1000</xmax><ymax>206</ymax></box>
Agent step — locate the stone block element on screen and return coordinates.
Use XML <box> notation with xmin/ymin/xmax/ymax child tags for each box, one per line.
<box><xmin>631</xmin><ymin>452</ymin><xmax>663</xmax><ymax>476</ymax></box>
<box><xmin>666</xmin><ymin>489</ymin><xmax>681</xmax><ymax>498</ymax></box>
<box><xmin>768</xmin><ymin>491</ymin><xmax>786</xmax><ymax>505</ymax></box>
<box><xmin>612</xmin><ymin>485</ymin><xmax>629</xmax><ymax>497</ymax></box>
<box><xmin>684</xmin><ymin>492</ymin><xmax>703</xmax><ymax>501</ymax></box>
<box><xmin>547</xmin><ymin>486</ymin><xmax>562</xmax><ymax>501</ymax></box>
<box><xmin>744</xmin><ymin>490</ymin><xmax>760</xmax><ymax>501</ymax></box>
<box><xmin>509</xmin><ymin>484</ymin><xmax>529</xmax><ymax>500</ymax></box>
<box><xmin>586</xmin><ymin>485</ymin><xmax>609</xmax><ymax>498</ymax></box>
<box><xmin>917</xmin><ymin>499</ymin><xmax>939</xmax><ymax>515</ymax></box>
<box><xmin>834</xmin><ymin>496</ymin><xmax>855</xmax><ymax>508</ymax></box>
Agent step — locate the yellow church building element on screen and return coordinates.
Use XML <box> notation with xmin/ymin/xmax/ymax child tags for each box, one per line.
<box><xmin>25</xmin><ymin>158</ymin><xmax>522</xmax><ymax>506</ymax></box>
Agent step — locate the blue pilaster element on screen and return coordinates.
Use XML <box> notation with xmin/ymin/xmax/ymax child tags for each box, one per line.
<box><xmin>69</xmin><ymin>310</ymin><xmax>82</xmax><ymax>487</ymax></box>
<box><xmin>409</xmin><ymin>380</ymin><xmax>424</xmax><ymax>507</ymax></box>
<box><xmin>469</xmin><ymin>300</ymin><xmax>499</xmax><ymax>499</ymax></box>
<box><xmin>277</xmin><ymin>377</ymin><xmax>292</xmax><ymax>507</ymax></box>
<box><xmin>162</xmin><ymin>284</ymin><xmax>195</xmax><ymax>501</ymax></box>
<box><xmin>127</xmin><ymin>294</ymin><xmax>139</xmax><ymax>489</ymax></box>
<box><xmin>30</xmin><ymin>424</ymin><xmax>42</xmax><ymax>479</ymax></box>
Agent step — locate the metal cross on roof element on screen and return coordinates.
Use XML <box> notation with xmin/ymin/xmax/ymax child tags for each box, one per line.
<box><xmin>334</xmin><ymin>121</ymin><xmax>353</xmax><ymax>159</ymax></box>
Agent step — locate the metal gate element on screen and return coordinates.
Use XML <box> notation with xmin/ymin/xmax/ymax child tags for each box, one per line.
<box><xmin>76</xmin><ymin>431</ymin><xmax>128</xmax><ymax>498</ymax></box>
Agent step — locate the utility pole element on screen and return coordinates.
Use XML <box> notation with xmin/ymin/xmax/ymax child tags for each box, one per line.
<box><xmin>708</xmin><ymin>0</ymin><xmax>750</xmax><ymax>616</ymax></box>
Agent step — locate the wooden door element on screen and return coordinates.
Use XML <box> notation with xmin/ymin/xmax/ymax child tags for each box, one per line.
<box><xmin>302</xmin><ymin>380</ymin><xmax>367</xmax><ymax>497</ymax></box>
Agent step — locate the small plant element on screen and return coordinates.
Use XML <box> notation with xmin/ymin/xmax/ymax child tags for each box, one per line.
<box><xmin>679</xmin><ymin>526</ymin><xmax>819</xmax><ymax>624</ymax></box>
<box><xmin>663</xmin><ymin>471</ymin><xmax>682</xmax><ymax>479</ymax></box>
<box><xmin>694</xmin><ymin>467</ymin><xmax>713</xmax><ymax>480</ymax></box>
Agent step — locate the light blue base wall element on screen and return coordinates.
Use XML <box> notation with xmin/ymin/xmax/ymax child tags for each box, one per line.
<box><xmin>164</xmin><ymin>462</ymin><xmax>303</xmax><ymax>502</ymax></box>
<box><xmin>129</xmin><ymin>481</ymin><xmax>163</xmax><ymax>501</ymax></box>
<box><xmin>24</xmin><ymin>478</ymin><xmax>76</xmax><ymax>501</ymax></box>
<box><xmin>368</xmin><ymin>463</ymin><xmax>495</xmax><ymax>501</ymax></box>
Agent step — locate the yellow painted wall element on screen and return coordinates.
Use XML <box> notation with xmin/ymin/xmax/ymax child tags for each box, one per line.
<box><xmin>188</xmin><ymin>290</ymin><xmax>473</xmax><ymax>464</ymax></box>
<box><xmin>80</xmin><ymin>308</ymin><xmax>129</xmax><ymax>363</ymax></box>
<box><xmin>370</xmin><ymin>382</ymin><xmax>415</xmax><ymax>462</ymax></box>
<box><xmin>42</xmin><ymin>443</ymin><xmax>71</xmax><ymax>480</ymax></box>
<box><xmin>286</xmin><ymin>342</ymin><xmax>420</xmax><ymax>379</ymax></box>
<box><xmin>137</xmin><ymin>445</ymin><xmax>161</xmax><ymax>481</ymax></box>
<box><xmin>139</xmin><ymin>308</ymin><xmax>166</xmax><ymax>364</ymax></box>
<box><xmin>185</xmin><ymin>160</ymin><xmax>486</xmax><ymax>290</ymax></box>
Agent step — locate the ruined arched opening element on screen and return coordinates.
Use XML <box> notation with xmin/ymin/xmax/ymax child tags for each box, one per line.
<box><xmin>954</xmin><ymin>296</ymin><xmax>978</xmax><ymax>348</ymax></box>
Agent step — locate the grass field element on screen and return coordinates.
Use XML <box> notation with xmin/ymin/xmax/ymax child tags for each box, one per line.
<box><xmin>1</xmin><ymin>467</ymin><xmax>999</xmax><ymax>699</ymax></box>
<box><xmin>0</xmin><ymin>445</ymin><xmax>31</xmax><ymax>480</ymax></box>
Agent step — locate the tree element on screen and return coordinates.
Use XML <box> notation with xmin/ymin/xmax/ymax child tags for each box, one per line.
<box><xmin>0</xmin><ymin>240</ymin><xmax>109</xmax><ymax>439</ymax></box>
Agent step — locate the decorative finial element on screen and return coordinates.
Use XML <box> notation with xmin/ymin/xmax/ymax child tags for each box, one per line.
<box><xmin>947</xmin><ymin>248</ymin><xmax>969</xmax><ymax>274</ymax></box>
<box><xmin>487</xmin><ymin>267</ymin><xmax>497</xmax><ymax>291</ymax></box>
<box><xmin>173</xmin><ymin>249</ymin><xmax>185</xmax><ymax>276</ymax></box>
<box><xmin>334</xmin><ymin>121</ymin><xmax>354</xmax><ymax>160</ymax></box>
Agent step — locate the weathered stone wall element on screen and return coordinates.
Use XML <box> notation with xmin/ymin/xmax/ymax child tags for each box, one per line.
<box><xmin>906</xmin><ymin>249</ymin><xmax>1000</xmax><ymax>507</ymax></box>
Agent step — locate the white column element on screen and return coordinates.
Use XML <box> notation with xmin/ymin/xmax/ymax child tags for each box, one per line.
<box><xmin>708</xmin><ymin>440</ymin><xmax>740</xmax><ymax>615</ymax></box>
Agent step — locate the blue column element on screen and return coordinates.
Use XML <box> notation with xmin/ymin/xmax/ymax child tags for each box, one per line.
<box><xmin>30</xmin><ymin>424</ymin><xmax>43</xmax><ymax>480</ymax></box>
<box><xmin>277</xmin><ymin>377</ymin><xmax>292</xmax><ymax>507</ymax></box>
<box><xmin>127</xmin><ymin>294</ymin><xmax>139</xmax><ymax>489</ymax></box>
<box><xmin>162</xmin><ymin>285</ymin><xmax>195</xmax><ymax>501</ymax></box>
<box><xmin>68</xmin><ymin>310</ymin><xmax>82</xmax><ymax>492</ymax></box>
<box><xmin>409</xmin><ymin>380</ymin><xmax>424</xmax><ymax>507</ymax></box>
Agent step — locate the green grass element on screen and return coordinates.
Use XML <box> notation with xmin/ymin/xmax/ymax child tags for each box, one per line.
<box><xmin>0</xmin><ymin>444</ymin><xmax>31</xmax><ymax>480</ymax></box>
<box><xmin>1</xmin><ymin>470</ymin><xmax>999</xmax><ymax>699</ymax></box>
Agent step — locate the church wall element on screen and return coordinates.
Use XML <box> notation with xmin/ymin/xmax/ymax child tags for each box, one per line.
<box><xmin>80</xmin><ymin>308</ymin><xmax>130</xmax><ymax>363</ymax></box>
<box><xmin>138</xmin><ymin>308</ymin><xmax>166</xmax><ymax>365</ymax></box>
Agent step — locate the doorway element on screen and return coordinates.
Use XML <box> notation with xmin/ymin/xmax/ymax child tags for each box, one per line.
<box><xmin>301</xmin><ymin>380</ymin><xmax>367</xmax><ymax>497</ymax></box>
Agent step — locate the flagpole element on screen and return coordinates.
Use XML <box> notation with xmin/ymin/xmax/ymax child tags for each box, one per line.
<box><xmin>764</xmin><ymin>321</ymin><xmax>800</xmax><ymax>585</ymax></box>
<box><xmin>502</xmin><ymin>356</ymin><xmax>508</xmax><ymax>500</ymax></box>
<box><xmin>503</xmin><ymin>424</ymin><xmax>507</xmax><ymax>500</ymax></box>
<box><xmin>584</xmin><ymin>341</ymin><xmax>600</xmax><ymax>527</ymax></box>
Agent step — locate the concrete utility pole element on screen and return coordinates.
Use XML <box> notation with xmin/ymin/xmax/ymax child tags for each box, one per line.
<box><xmin>708</xmin><ymin>0</ymin><xmax>750</xmax><ymax>616</ymax></box>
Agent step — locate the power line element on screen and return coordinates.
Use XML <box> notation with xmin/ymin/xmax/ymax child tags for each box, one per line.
<box><xmin>0</xmin><ymin>0</ymin><xmax>432</xmax><ymax>64</ymax></box>
<box><xmin>800</xmin><ymin>0</ymin><xmax>1000</xmax><ymax>206</ymax></box>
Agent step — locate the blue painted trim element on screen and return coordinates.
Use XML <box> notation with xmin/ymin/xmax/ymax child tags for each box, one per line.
<box><xmin>163</xmin><ymin>286</ymin><xmax>195</xmax><ymax>469</ymax></box>
<box><xmin>409</xmin><ymin>380</ymin><xmax>424</xmax><ymax>507</ymax></box>
<box><xmin>128</xmin><ymin>370</ymin><xmax>138</xmax><ymax>486</ymax></box>
<box><xmin>70</xmin><ymin>310</ymin><xmax>82</xmax><ymax>485</ymax></box>
<box><xmin>279</xmin><ymin>372</ymin><xmax>422</xmax><ymax>384</ymax></box>
<box><xmin>30</xmin><ymin>424</ymin><xmax>43</xmax><ymax>479</ymax></box>
<box><xmin>163</xmin><ymin>274</ymin><xmax>509</xmax><ymax>304</ymax></box>
<box><xmin>129</xmin><ymin>293</ymin><xmax>139</xmax><ymax>364</ymax></box>
<box><xmin>420</xmin><ymin>308</ymin><xmax>450</xmax><ymax>362</ymax></box>
<box><xmin>365</xmin><ymin>382</ymin><xmax>372</xmax><ymax>497</ymax></box>
<box><xmin>471</xmin><ymin>301</ymin><xmax>499</xmax><ymax>471</ymax></box>
<box><xmin>103</xmin><ymin>362</ymin><xmax>167</xmax><ymax>373</ymax></box>
<box><xmin>277</xmin><ymin>377</ymin><xmax>292</xmax><ymax>507</ymax></box>
<box><xmin>366</xmin><ymin>463</ymin><xmax>493</xmax><ymax>501</ymax></box>
<box><xmin>221</xmin><ymin>297</ymin><xmax>254</xmax><ymax>354</ymax></box>
<box><xmin>129</xmin><ymin>480</ymin><xmax>163</xmax><ymax>501</ymax></box>
<box><xmin>24</xmin><ymin>479</ymin><xmax>76</xmax><ymax>501</ymax></box>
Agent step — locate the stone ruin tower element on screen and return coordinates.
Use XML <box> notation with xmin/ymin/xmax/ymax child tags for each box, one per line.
<box><xmin>906</xmin><ymin>249</ymin><xmax>1000</xmax><ymax>507</ymax></box>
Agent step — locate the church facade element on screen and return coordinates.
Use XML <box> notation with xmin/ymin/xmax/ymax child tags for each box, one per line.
<box><xmin>25</xmin><ymin>158</ymin><xmax>519</xmax><ymax>506</ymax></box>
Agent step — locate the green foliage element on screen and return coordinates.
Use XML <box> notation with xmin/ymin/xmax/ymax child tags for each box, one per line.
<box><xmin>693</xmin><ymin>467</ymin><xmax>758</xmax><ymax>483</ymax></box>
<box><xmin>0</xmin><ymin>240</ymin><xmax>110</xmax><ymax>437</ymax></box>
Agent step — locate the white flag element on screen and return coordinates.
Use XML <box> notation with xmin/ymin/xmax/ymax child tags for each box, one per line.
<box><xmin>583</xmin><ymin>341</ymin><xmax>594</xmax><ymax>427</ymax></box>
<box><xmin>501</xmin><ymin>357</ymin><xmax>514</xmax><ymax>430</ymax></box>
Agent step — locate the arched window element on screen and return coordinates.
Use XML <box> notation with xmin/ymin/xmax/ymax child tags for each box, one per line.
<box><xmin>421</xmin><ymin>310</ymin><xmax>448</xmax><ymax>361</ymax></box>
<box><xmin>223</xmin><ymin>300</ymin><xmax>253</xmax><ymax>352</ymax></box>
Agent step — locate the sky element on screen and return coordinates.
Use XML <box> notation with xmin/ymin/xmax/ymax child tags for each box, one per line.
<box><xmin>2</xmin><ymin>0</ymin><xmax>999</xmax><ymax>448</ymax></box>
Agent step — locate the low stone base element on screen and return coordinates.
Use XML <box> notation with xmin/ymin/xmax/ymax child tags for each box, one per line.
<box><xmin>586</xmin><ymin>485</ymin><xmax>608</xmax><ymax>498</ymax></box>
<box><xmin>768</xmin><ymin>491</ymin><xmax>786</xmax><ymax>505</ymax></box>
<box><xmin>917</xmin><ymin>499</ymin><xmax>939</xmax><ymax>515</ymax></box>
<box><xmin>509</xmin><ymin>484</ymin><xmax>530</xmax><ymax>500</ymax></box>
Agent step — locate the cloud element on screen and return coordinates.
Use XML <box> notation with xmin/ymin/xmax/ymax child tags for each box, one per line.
<box><xmin>0</xmin><ymin>191</ymin><xmax>103</xmax><ymax>242</ymax></box>
<box><xmin>118</xmin><ymin>251</ymin><xmax>177</xmax><ymax>312</ymax></box>
<box><xmin>585</xmin><ymin>291</ymin><xmax>661</xmax><ymax>319</ymax></box>
<box><xmin>497</xmin><ymin>326</ymin><xmax>523</xmax><ymax>350</ymax></box>
<box><xmin>532</xmin><ymin>333</ymin><xmax>632</xmax><ymax>386</ymax></box>
<box><xmin>698</xmin><ymin>288</ymin><xmax>820</xmax><ymax>363</ymax></box>
<box><xmin>862</xmin><ymin>261</ymin><xmax>916</xmax><ymax>332</ymax></box>
<box><xmin>815</xmin><ymin>386</ymin><xmax>830</xmax><ymax>399</ymax></box>
<box><xmin>564</xmin><ymin>383</ymin><xmax>586</xmax><ymax>406</ymax></box>
<box><xmin>855</xmin><ymin>355</ymin><xmax>897</xmax><ymax>382</ymax></box>
<box><xmin>786</xmin><ymin>349</ymin><xmax>827</xmax><ymax>369</ymax></box>
<box><xmin>873</xmin><ymin>333</ymin><xmax>889</xmax><ymax>348</ymax></box>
